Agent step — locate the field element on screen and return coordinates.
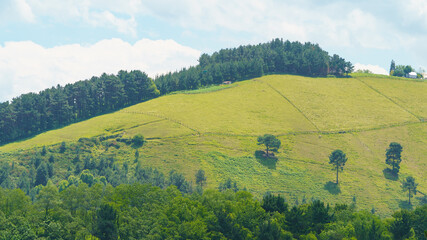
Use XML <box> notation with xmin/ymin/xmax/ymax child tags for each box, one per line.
<box><xmin>1</xmin><ymin>74</ymin><xmax>426</xmax><ymax>217</ymax></box>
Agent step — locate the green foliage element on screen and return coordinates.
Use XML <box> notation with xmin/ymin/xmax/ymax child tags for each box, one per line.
<box><xmin>218</xmin><ymin>178</ymin><xmax>239</xmax><ymax>192</ymax></box>
<box><xmin>390</xmin><ymin>60</ymin><xmax>396</xmax><ymax>75</ymax></box>
<box><xmin>257</xmin><ymin>134</ymin><xmax>281</xmax><ymax>157</ymax></box>
<box><xmin>262</xmin><ymin>193</ymin><xmax>288</xmax><ymax>214</ymax></box>
<box><xmin>168</xmin><ymin>170</ymin><xmax>192</xmax><ymax>194</ymax></box>
<box><xmin>0</xmin><ymin>70</ymin><xmax>159</xmax><ymax>146</ymax></box>
<box><xmin>35</xmin><ymin>162</ymin><xmax>49</xmax><ymax>186</ymax></box>
<box><xmin>401</xmin><ymin>176</ymin><xmax>417</xmax><ymax>205</ymax></box>
<box><xmin>385</xmin><ymin>142</ymin><xmax>403</xmax><ymax>174</ymax></box>
<box><xmin>94</xmin><ymin>204</ymin><xmax>118</xmax><ymax>240</ymax></box>
<box><xmin>195</xmin><ymin>169</ymin><xmax>207</xmax><ymax>187</ymax></box>
<box><xmin>59</xmin><ymin>141</ymin><xmax>66</xmax><ymax>153</ymax></box>
<box><xmin>131</xmin><ymin>134</ymin><xmax>145</xmax><ymax>148</ymax></box>
<box><xmin>329</xmin><ymin>150</ymin><xmax>348</xmax><ymax>185</ymax></box>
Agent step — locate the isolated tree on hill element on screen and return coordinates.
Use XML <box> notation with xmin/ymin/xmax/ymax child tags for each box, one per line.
<box><xmin>385</xmin><ymin>142</ymin><xmax>403</xmax><ymax>174</ymax></box>
<box><xmin>329</xmin><ymin>149</ymin><xmax>348</xmax><ymax>185</ymax></box>
<box><xmin>402</xmin><ymin>176</ymin><xmax>417</xmax><ymax>205</ymax></box>
<box><xmin>257</xmin><ymin>134</ymin><xmax>281</xmax><ymax>157</ymax></box>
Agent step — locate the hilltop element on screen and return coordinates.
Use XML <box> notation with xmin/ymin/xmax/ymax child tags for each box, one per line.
<box><xmin>1</xmin><ymin>73</ymin><xmax>426</xmax><ymax>217</ymax></box>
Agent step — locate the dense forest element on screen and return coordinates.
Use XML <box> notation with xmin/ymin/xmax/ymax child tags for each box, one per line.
<box><xmin>155</xmin><ymin>38</ymin><xmax>353</xmax><ymax>94</ymax></box>
<box><xmin>0</xmin><ymin>70</ymin><xmax>159</xmax><ymax>145</ymax></box>
<box><xmin>0</xmin><ymin>182</ymin><xmax>425</xmax><ymax>240</ymax></box>
<box><xmin>0</xmin><ymin>39</ymin><xmax>353</xmax><ymax>146</ymax></box>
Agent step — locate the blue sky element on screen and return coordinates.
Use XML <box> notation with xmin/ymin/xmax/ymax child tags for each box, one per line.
<box><xmin>1</xmin><ymin>0</ymin><xmax>426</xmax><ymax>101</ymax></box>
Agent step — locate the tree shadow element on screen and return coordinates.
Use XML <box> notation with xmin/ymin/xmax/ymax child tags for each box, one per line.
<box><xmin>255</xmin><ymin>150</ymin><xmax>277</xmax><ymax>170</ymax></box>
<box><xmin>324</xmin><ymin>181</ymin><xmax>341</xmax><ymax>195</ymax></box>
<box><xmin>415</xmin><ymin>195</ymin><xmax>427</xmax><ymax>205</ymax></box>
<box><xmin>383</xmin><ymin>168</ymin><xmax>398</xmax><ymax>181</ymax></box>
<box><xmin>398</xmin><ymin>200</ymin><xmax>413</xmax><ymax>210</ymax></box>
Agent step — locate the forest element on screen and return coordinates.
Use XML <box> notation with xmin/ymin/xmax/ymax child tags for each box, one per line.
<box><xmin>0</xmin><ymin>181</ymin><xmax>425</xmax><ymax>240</ymax></box>
<box><xmin>0</xmin><ymin>39</ymin><xmax>353</xmax><ymax>146</ymax></box>
<box><xmin>0</xmin><ymin>136</ymin><xmax>425</xmax><ymax>239</ymax></box>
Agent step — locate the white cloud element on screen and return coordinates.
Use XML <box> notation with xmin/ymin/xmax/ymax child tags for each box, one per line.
<box><xmin>88</xmin><ymin>11</ymin><xmax>137</xmax><ymax>36</ymax></box>
<box><xmin>354</xmin><ymin>63</ymin><xmax>388</xmax><ymax>75</ymax></box>
<box><xmin>15</xmin><ymin>0</ymin><xmax>35</xmax><ymax>22</ymax></box>
<box><xmin>0</xmin><ymin>39</ymin><xmax>201</xmax><ymax>102</ymax></box>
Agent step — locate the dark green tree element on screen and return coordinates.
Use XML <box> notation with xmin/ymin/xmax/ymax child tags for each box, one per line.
<box><xmin>131</xmin><ymin>134</ymin><xmax>145</xmax><ymax>148</ymax></box>
<box><xmin>389</xmin><ymin>210</ymin><xmax>412</xmax><ymax>240</ymax></box>
<box><xmin>386</xmin><ymin>142</ymin><xmax>403</xmax><ymax>174</ymax></box>
<box><xmin>218</xmin><ymin>178</ymin><xmax>239</xmax><ymax>192</ymax></box>
<box><xmin>59</xmin><ymin>141</ymin><xmax>66</xmax><ymax>153</ymax></box>
<box><xmin>41</xmin><ymin>146</ymin><xmax>47</xmax><ymax>156</ymax></box>
<box><xmin>390</xmin><ymin>60</ymin><xmax>396</xmax><ymax>75</ymax></box>
<box><xmin>262</xmin><ymin>193</ymin><xmax>288</xmax><ymax>214</ymax></box>
<box><xmin>329</xmin><ymin>149</ymin><xmax>348</xmax><ymax>185</ymax></box>
<box><xmin>195</xmin><ymin>169</ymin><xmax>207</xmax><ymax>187</ymax></box>
<box><xmin>402</xmin><ymin>176</ymin><xmax>417</xmax><ymax>205</ymax></box>
<box><xmin>35</xmin><ymin>162</ymin><xmax>49</xmax><ymax>186</ymax></box>
<box><xmin>94</xmin><ymin>204</ymin><xmax>118</xmax><ymax>240</ymax></box>
<box><xmin>257</xmin><ymin>134</ymin><xmax>281</xmax><ymax>157</ymax></box>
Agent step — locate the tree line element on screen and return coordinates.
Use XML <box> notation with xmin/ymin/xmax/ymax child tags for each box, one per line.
<box><xmin>0</xmin><ymin>39</ymin><xmax>353</xmax><ymax>146</ymax></box>
<box><xmin>156</xmin><ymin>38</ymin><xmax>353</xmax><ymax>94</ymax></box>
<box><xmin>0</xmin><ymin>182</ymin><xmax>425</xmax><ymax>240</ymax></box>
<box><xmin>0</xmin><ymin>70</ymin><xmax>160</xmax><ymax>145</ymax></box>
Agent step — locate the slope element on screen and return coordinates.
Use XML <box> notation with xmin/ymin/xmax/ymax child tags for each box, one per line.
<box><xmin>0</xmin><ymin>74</ymin><xmax>426</xmax><ymax>217</ymax></box>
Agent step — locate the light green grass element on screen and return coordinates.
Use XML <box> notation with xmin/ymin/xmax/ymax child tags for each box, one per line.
<box><xmin>357</xmin><ymin>77</ymin><xmax>427</xmax><ymax>120</ymax></box>
<box><xmin>1</xmin><ymin>74</ymin><xmax>425</xmax><ymax>217</ymax></box>
<box><xmin>262</xmin><ymin>75</ymin><xmax>419</xmax><ymax>131</ymax></box>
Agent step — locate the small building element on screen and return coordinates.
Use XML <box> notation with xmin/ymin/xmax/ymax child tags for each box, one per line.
<box><xmin>222</xmin><ymin>81</ymin><xmax>232</xmax><ymax>85</ymax></box>
<box><xmin>407</xmin><ymin>72</ymin><xmax>417</xmax><ymax>79</ymax></box>
<box><xmin>422</xmin><ymin>73</ymin><xmax>427</xmax><ymax>79</ymax></box>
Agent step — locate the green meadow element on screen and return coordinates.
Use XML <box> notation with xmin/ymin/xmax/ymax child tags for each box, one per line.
<box><xmin>1</xmin><ymin>74</ymin><xmax>426</xmax><ymax>217</ymax></box>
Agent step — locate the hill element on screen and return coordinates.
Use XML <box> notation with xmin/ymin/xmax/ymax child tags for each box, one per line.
<box><xmin>0</xmin><ymin>74</ymin><xmax>426</xmax><ymax>217</ymax></box>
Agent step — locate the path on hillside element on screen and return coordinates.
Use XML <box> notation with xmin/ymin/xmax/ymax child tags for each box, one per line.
<box><xmin>356</xmin><ymin>78</ymin><xmax>423</xmax><ymax>122</ymax></box>
<box><xmin>118</xmin><ymin>77</ymin><xmax>426</xmax><ymax>141</ymax></box>
<box><xmin>120</xmin><ymin>110</ymin><xmax>201</xmax><ymax>135</ymax></box>
<box><xmin>255</xmin><ymin>79</ymin><xmax>321</xmax><ymax>131</ymax></box>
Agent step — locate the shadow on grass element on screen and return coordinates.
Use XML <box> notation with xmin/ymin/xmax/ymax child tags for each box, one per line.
<box><xmin>383</xmin><ymin>168</ymin><xmax>398</xmax><ymax>181</ymax></box>
<box><xmin>398</xmin><ymin>200</ymin><xmax>413</xmax><ymax>210</ymax></box>
<box><xmin>324</xmin><ymin>181</ymin><xmax>341</xmax><ymax>195</ymax></box>
<box><xmin>255</xmin><ymin>150</ymin><xmax>277</xmax><ymax>170</ymax></box>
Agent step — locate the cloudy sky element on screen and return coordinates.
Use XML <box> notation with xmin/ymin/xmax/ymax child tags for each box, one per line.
<box><xmin>1</xmin><ymin>0</ymin><xmax>426</xmax><ymax>102</ymax></box>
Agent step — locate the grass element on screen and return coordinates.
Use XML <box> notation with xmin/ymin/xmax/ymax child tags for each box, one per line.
<box><xmin>0</xmin><ymin>74</ymin><xmax>425</xmax><ymax>217</ymax></box>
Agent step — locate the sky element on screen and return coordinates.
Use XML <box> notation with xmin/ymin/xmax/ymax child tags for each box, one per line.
<box><xmin>1</xmin><ymin>0</ymin><xmax>426</xmax><ymax>102</ymax></box>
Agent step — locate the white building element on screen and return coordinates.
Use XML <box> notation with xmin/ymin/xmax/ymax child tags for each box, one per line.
<box><xmin>407</xmin><ymin>72</ymin><xmax>417</xmax><ymax>79</ymax></box>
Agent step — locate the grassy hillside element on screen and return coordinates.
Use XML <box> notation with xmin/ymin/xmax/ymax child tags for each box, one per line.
<box><xmin>1</xmin><ymin>74</ymin><xmax>426</xmax><ymax>217</ymax></box>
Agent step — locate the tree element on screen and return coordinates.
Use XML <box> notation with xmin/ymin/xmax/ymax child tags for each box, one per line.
<box><xmin>257</xmin><ymin>134</ymin><xmax>281</xmax><ymax>157</ymax></box>
<box><xmin>386</xmin><ymin>142</ymin><xmax>403</xmax><ymax>174</ymax></box>
<box><xmin>131</xmin><ymin>134</ymin><xmax>145</xmax><ymax>148</ymax></box>
<box><xmin>262</xmin><ymin>193</ymin><xmax>288</xmax><ymax>214</ymax></box>
<box><xmin>59</xmin><ymin>141</ymin><xmax>66</xmax><ymax>153</ymax></box>
<box><xmin>41</xmin><ymin>146</ymin><xmax>47</xmax><ymax>156</ymax></box>
<box><xmin>195</xmin><ymin>169</ymin><xmax>207</xmax><ymax>187</ymax></box>
<box><xmin>390</xmin><ymin>60</ymin><xmax>396</xmax><ymax>75</ymax></box>
<box><xmin>402</xmin><ymin>176</ymin><xmax>417</xmax><ymax>205</ymax></box>
<box><xmin>94</xmin><ymin>204</ymin><xmax>118</xmax><ymax>240</ymax></box>
<box><xmin>35</xmin><ymin>162</ymin><xmax>49</xmax><ymax>186</ymax></box>
<box><xmin>329</xmin><ymin>150</ymin><xmax>348</xmax><ymax>185</ymax></box>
